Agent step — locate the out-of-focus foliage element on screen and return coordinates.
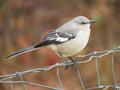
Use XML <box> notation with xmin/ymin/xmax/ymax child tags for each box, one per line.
<box><xmin>0</xmin><ymin>0</ymin><xmax>120</xmax><ymax>89</ymax></box>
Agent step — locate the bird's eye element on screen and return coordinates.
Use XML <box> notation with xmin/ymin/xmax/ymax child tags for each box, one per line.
<box><xmin>81</xmin><ymin>22</ymin><xmax>86</xmax><ymax>24</ymax></box>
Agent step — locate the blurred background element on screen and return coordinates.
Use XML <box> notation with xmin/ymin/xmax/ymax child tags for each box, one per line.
<box><xmin>0</xmin><ymin>0</ymin><xmax>120</xmax><ymax>90</ymax></box>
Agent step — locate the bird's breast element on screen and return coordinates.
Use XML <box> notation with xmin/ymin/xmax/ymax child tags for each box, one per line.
<box><xmin>56</xmin><ymin>30</ymin><xmax>90</xmax><ymax>57</ymax></box>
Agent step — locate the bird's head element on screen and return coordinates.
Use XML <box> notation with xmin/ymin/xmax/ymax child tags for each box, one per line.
<box><xmin>72</xmin><ymin>16</ymin><xmax>95</xmax><ymax>29</ymax></box>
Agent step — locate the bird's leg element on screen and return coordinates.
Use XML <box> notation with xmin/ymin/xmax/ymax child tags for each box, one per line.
<box><xmin>64</xmin><ymin>61</ymin><xmax>70</xmax><ymax>70</ymax></box>
<box><xmin>68</xmin><ymin>57</ymin><xmax>78</xmax><ymax>70</ymax></box>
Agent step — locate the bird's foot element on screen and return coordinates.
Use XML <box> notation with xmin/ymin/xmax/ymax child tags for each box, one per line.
<box><xmin>69</xmin><ymin>57</ymin><xmax>79</xmax><ymax>70</ymax></box>
<box><xmin>64</xmin><ymin>61</ymin><xmax>70</xmax><ymax>70</ymax></box>
<box><xmin>64</xmin><ymin>57</ymin><xmax>79</xmax><ymax>70</ymax></box>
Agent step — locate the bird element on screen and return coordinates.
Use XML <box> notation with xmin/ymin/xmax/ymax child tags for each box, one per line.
<box><xmin>6</xmin><ymin>16</ymin><xmax>95</xmax><ymax>60</ymax></box>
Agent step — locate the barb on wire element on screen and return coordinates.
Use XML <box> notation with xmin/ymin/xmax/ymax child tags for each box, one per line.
<box><xmin>0</xmin><ymin>45</ymin><xmax>120</xmax><ymax>90</ymax></box>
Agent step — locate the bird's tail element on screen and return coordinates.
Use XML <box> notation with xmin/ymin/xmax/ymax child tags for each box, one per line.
<box><xmin>6</xmin><ymin>45</ymin><xmax>39</xmax><ymax>59</ymax></box>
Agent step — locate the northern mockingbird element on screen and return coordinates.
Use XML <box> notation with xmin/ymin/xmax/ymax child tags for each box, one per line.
<box><xmin>6</xmin><ymin>16</ymin><xmax>95</xmax><ymax>60</ymax></box>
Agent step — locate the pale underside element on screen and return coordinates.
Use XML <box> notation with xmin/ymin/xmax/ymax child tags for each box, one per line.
<box><xmin>47</xmin><ymin>29</ymin><xmax>90</xmax><ymax>57</ymax></box>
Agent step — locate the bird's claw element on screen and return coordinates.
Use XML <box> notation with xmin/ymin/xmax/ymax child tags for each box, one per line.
<box><xmin>71</xmin><ymin>59</ymin><xmax>78</xmax><ymax>70</ymax></box>
<box><xmin>64</xmin><ymin>61</ymin><xmax>70</xmax><ymax>70</ymax></box>
<box><xmin>64</xmin><ymin>57</ymin><xmax>79</xmax><ymax>70</ymax></box>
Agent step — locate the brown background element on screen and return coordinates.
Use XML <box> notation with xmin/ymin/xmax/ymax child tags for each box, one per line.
<box><xmin>0</xmin><ymin>0</ymin><xmax>120</xmax><ymax>90</ymax></box>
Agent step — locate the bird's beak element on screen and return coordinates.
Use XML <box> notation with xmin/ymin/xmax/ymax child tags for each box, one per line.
<box><xmin>89</xmin><ymin>20</ymin><xmax>96</xmax><ymax>23</ymax></box>
<box><xmin>82</xmin><ymin>20</ymin><xmax>96</xmax><ymax>24</ymax></box>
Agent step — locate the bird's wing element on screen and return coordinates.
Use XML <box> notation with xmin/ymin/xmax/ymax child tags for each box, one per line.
<box><xmin>6</xmin><ymin>31</ymin><xmax>76</xmax><ymax>59</ymax></box>
<box><xmin>34</xmin><ymin>30</ymin><xmax>76</xmax><ymax>48</ymax></box>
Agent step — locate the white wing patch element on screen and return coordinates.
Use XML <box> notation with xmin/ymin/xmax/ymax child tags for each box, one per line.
<box><xmin>34</xmin><ymin>31</ymin><xmax>76</xmax><ymax>47</ymax></box>
<box><xmin>55</xmin><ymin>32</ymin><xmax>69</xmax><ymax>42</ymax></box>
<box><xmin>56</xmin><ymin>37</ymin><xmax>68</xmax><ymax>42</ymax></box>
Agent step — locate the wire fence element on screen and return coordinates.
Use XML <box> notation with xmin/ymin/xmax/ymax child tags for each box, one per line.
<box><xmin>1</xmin><ymin>45</ymin><xmax>120</xmax><ymax>90</ymax></box>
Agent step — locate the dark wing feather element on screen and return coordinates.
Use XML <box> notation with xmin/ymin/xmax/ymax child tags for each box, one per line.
<box><xmin>34</xmin><ymin>31</ymin><xmax>76</xmax><ymax>48</ymax></box>
<box><xmin>6</xmin><ymin>31</ymin><xmax>76</xmax><ymax>59</ymax></box>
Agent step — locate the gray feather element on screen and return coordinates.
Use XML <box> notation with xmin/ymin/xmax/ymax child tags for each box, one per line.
<box><xmin>6</xmin><ymin>45</ymin><xmax>38</xmax><ymax>59</ymax></box>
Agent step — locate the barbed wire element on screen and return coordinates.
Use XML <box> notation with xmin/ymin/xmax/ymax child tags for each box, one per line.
<box><xmin>1</xmin><ymin>45</ymin><xmax>120</xmax><ymax>90</ymax></box>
